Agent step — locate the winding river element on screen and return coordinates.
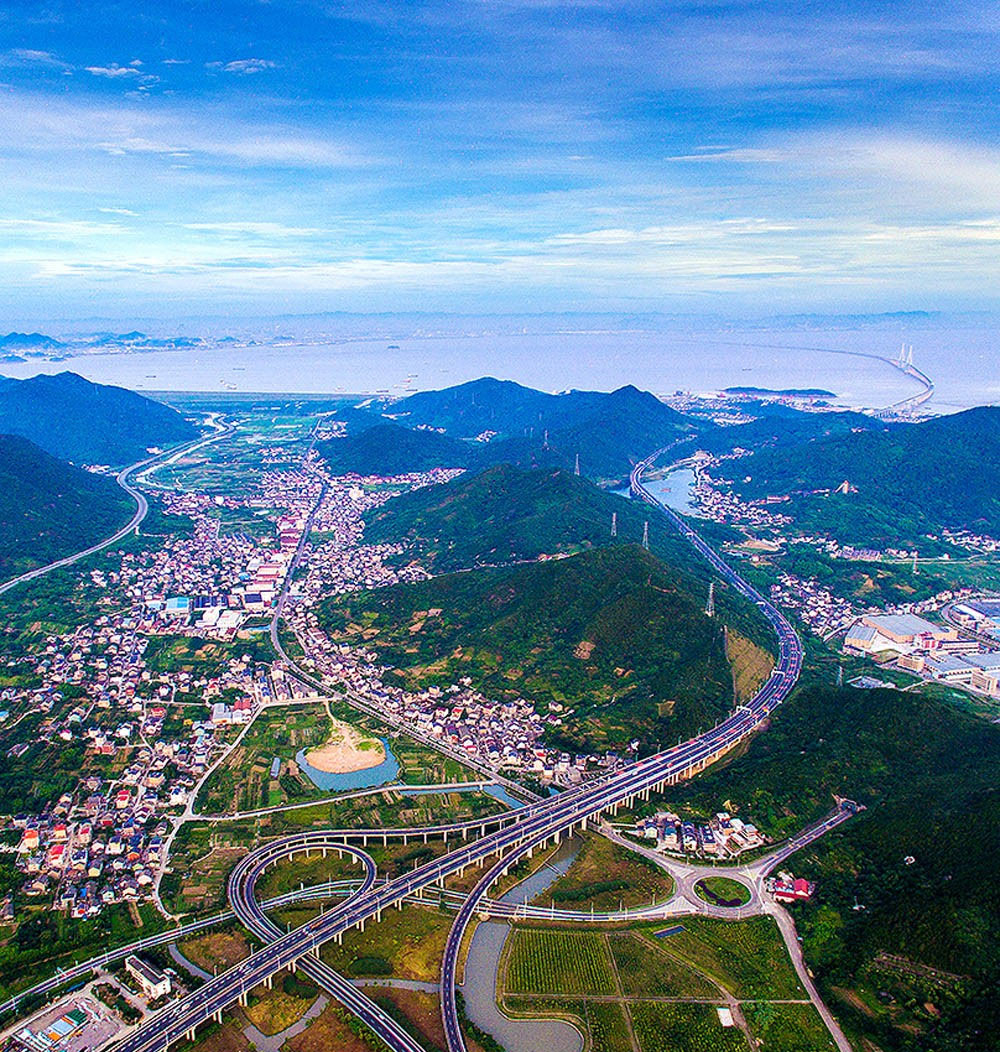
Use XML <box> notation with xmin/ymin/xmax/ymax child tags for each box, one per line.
<box><xmin>461</xmin><ymin>837</ymin><xmax>585</xmax><ymax>1052</ymax></box>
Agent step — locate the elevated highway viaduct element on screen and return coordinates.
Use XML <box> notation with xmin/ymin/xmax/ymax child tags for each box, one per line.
<box><xmin>106</xmin><ymin>445</ymin><xmax>802</xmax><ymax>1052</ymax></box>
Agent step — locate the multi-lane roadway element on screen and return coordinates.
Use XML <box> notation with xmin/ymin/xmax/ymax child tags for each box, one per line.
<box><xmin>33</xmin><ymin>438</ymin><xmax>801</xmax><ymax>1052</ymax></box>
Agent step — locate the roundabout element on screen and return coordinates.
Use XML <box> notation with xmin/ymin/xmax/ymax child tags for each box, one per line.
<box><xmin>693</xmin><ymin>876</ymin><xmax>753</xmax><ymax>909</ymax></box>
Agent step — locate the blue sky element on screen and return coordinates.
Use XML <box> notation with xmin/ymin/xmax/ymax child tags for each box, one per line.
<box><xmin>2</xmin><ymin>0</ymin><xmax>999</xmax><ymax>320</ymax></box>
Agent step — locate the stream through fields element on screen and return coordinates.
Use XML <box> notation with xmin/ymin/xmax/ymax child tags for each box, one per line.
<box><xmin>461</xmin><ymin>836</ymin><xmax>585</xmax><ymax>1052</ymax></box>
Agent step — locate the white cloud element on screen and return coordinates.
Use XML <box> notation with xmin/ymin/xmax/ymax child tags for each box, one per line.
<box><xmin>0</xmin><ymin>92</ymin><xmax>369</xmax><ymax>170</ymax></box>
<box><xmin>85</xmin><ymin>64</ymin><xmax>143</xmax><ymax>79</ymax></box>
<box><xmin>214</xmin><ymin>58</ymin><xmax>278</xmax><ymax>75</ymax></box>
<box><xmin>665</xmin><ymin>148</ymin><xmax>786</xmax><ymax>164</ymax></box>
<box><xmin>2</xmin><ymin>49</ymin><xmax>66</xmax><ymax>68</ymax></box>
<box><xmin>183</xmin><ymin>221</ymin><xmax>320</xmax><ymax>236</ymax></box>
<box><xmin>0</xmin><ymin>217</ymin><xmax>125</xmax><ymax>238</ymax></box>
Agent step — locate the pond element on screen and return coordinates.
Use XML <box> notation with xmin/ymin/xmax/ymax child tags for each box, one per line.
<box><xmin>294</xmin><ymin>738</ymin><xmax>401</xmax><ymax>791</ymax></box>
<box><xmin>642</xmin><ymin>469</ymin><xmax>699</xmax><ymax>515</ymax></box>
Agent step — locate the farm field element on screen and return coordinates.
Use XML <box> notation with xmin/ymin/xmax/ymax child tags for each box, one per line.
<box><xmin>638</xmin><ymin>916</ymin><xmax>805</xmax><ymax>1000</ymax></box>
<box><xmin>743</xmin><ymin>1002</ymin><xmax>837</xmax><ymax>1051</ymax></box>
<box><xmin>608</xmin><ymin>932</ymin><xmax>719</xmax><ymax>999</ymax></box>
<box><xmin>499</xmin><ymin>919</ymin><xmax>818</xmax><ymax>1052</ymax></box>
<box><xmin>504</xmin><ymin>930</ymin><xmax>618</xmax><ymax>996</ymax></box>
<box><xmin>630</xmin><ymin>1002</ymin><xmax>748</xmax><ymax>1052</ymax></box>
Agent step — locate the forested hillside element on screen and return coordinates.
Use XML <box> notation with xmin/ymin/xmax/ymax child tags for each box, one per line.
<box><xmin>0</xmin><ymin>434</ymin><xmax>133</xmax><ymax>579</ymax></box>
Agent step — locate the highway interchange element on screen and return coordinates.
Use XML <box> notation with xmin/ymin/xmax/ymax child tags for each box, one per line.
<box><xmin>66</xmin><ymin>443</ymin><xmax>814</xmax><ymax>1052</ymax></box>
<box><xmin>1</xmin><ymin>440</ymin><xmax>850</xmax><ymax>1052</ymax></box>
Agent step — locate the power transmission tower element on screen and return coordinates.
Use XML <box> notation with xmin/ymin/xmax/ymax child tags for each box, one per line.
<box><xmin>642</xmin><ymin>521</ymin><xmax>649</xmax><ymax>550</ymax></box>
<box><xmin>912</xmin><ymin>551</ymin><xmax>918</xmax><ymax>574</ymax></box>
<box><xmin>836</xmin><ymin>664</ymin><xmax>843</xmax><ymax>688</ymax></box>
<box><xmin>611</xmin><ymin>511</ymin><xmax>617</xmax><ymax>538</ymax></box>
<box><xmin>705</xmin><ymin>582</ymin><xmax>715</xmax><ymax>617</ymax></box>
<box><xmin>574</xmin><ymin>452</ymin><xmax>580</xmax><ymax>476</ymax></box>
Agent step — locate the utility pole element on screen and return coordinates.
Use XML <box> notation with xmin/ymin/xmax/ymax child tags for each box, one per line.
<box><xmin>642</xmin><ymin>521</ymin><xmax>649</xmax><ymax>550</ymax></box>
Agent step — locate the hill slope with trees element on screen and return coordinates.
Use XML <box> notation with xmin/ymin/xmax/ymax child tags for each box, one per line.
<box><xmin>317</xmin><ymin>422</ymin><xmax>474</xmax><ymax>474</ymax></box>
<box><xmin>318</xmin><ymin>544</ymin><xmax>733</xmax><ymax>752</ymax></box>
<box><xmin>0</xmin><ymin>434</ymin><xmax>134</xmax><ymax>579</ymax></box>
<box><xmin>726</xmin><ymin>406</ymin><xmax>1000</xmax><ymax>545</ymax></box>
<box><xmin>0</xmin><ymin>371</ymin><xmax>197</xmax><ymax>465</ymax></box>
<box><xmin>669</xmin><ymin>683</ymin><xmax>1000</xmax><ymax>1052</ymax></box>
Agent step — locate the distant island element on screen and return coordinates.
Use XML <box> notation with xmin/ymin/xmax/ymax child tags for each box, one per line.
<box><xmin>724</xmin><ymin>386</ymin><xmax>836</xmax><ymax>398</ymax></box>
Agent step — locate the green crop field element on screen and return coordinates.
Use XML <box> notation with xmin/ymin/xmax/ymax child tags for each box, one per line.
<box><xmin>504</xmin><ymin>930</ymin><xmax>617</xmax><ymax>996</ymax></box>
<box><xmin>629</xmin><ymin>1002</ymin><xmax>748</xmax><ymax>1052</ymax></box>
<box><xmin>608</xmin><ymin>932</ymin><xmax>719</xmax><ymax>999</ymax></box>
<box><xmin>584</xmin><ymin>1001</ymin><xmax>633</xmax><ymax>1052</ymax></box>
<box><xmin>636</xmin><ymin>917</ymin><xmax>804</xmax><ymax>1000</ymax></box>
<box><xmin>743</xmin><ymin>1002</ymin><xmax>836</xmax><ymax>1052</ymax></box>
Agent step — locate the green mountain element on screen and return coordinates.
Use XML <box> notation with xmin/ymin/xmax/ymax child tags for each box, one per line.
<box><xmin>337</xmin><ymin>378</ymin><xmax>701</xmax><ymax>483</ymax></box>
<box><xmin>0</xmin><ymin>434</ymin><xmax>134</xmax><ymax>580</ymax></box>
<box><xmin>490</xmin><ymin>383</ymin><xmax>698</xmax><ymax>481</ymax></box>
<box><xmin>318</xmin><ymin>422</ymin><xmax>474</xmax><ymax>474</ymax></box>
<box><xmin>723</xmin><ymin>406</ymin><xmax>1000</xmax><ymax>546</ymax></box>
<box><xmin>698</xmin><ymin>405</ymin><xmax>877</xmax><ymax>458</ymax></box>
<box><xmin>363</xmin><ymin>462</ymin><xmax>649</xmax><ymax>572</ymax></box>
<box><xmin>318</xmin><ymin>544</ymin><xmax>732</xmax><ymax>751</ymax></box>
<box><xmin>381</xmin><ymin>376</ymin><xmax>607</xmax><ymax>437</ymax></box>
<box><xmin>363</xmin><ymin>462</ymin><xmax>776</xmax><ymax>655</ymax></box>
<box><xmin>669</xmin><ymin>683</ymin><xmax>1000</xmax><ymax>1052</ymax></box>
<box><xmin>0</xmin><ymin>371</ymin><xmax>197</xmax><ymax>465</ymax></box>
